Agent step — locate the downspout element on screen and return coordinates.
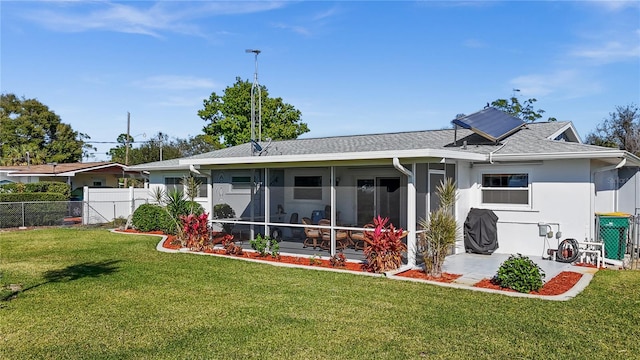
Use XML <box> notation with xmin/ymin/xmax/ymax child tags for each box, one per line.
<box><xmin>393</xmin><ymin>158</ymin><xmax>417</xmax><ymax>267</ymax></box>
<box><xmin>488</xmin><ymin>141</ymin><xmax>508</xmax><ymax>164</ymax></box>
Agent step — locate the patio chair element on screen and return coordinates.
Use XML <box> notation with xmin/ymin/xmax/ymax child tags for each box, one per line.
<box><xmin>302</xmin><ymin>217</ymin><xmax>322</xmax><ymax>249</ymax></box>
<box><xmin>289</xmin><ymin>212</ymin><xmax>303</xmax><ymax>239</ymax></box>
<box><xmin>349</xmin><ymin>224</ymin><xmax>374</xmax><ymax>251</ymax></box>
<box><xmin>318</xmin><ymin>219</ymin><xmax>349</xmax><ymax>250</ymax></box>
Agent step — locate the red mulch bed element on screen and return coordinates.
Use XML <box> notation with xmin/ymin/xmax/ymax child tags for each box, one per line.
<box><xmin>116</xmin><ymin>229</ymin><xmax>585</xmax><ymax>293</ymax></box>
<box><xmin>209</xmin><ymin>250</ymin><xmax>366</xmax><ymax>271</ymax></box>
<box><xmin>116</xmin><ymin>229</ymin><xmax>365</xmax><ymax>271</ymax></box>
<box><xmin>474</xmin><ymin>271</ymin><xmax>583</xmax><ymax>296</ymax></box>
<box><xmin>395</xmin><ymin>270</ymin><xmax>462</xmax><ymax>283</ymax></box>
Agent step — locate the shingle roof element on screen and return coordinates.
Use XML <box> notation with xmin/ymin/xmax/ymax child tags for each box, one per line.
<box><xmin>1</xmin><ymin>162</ymin><xmax>126</xmax><ymax>175</ymax></box>
<box><xmin>132</xmin><ymin>120</ymin><xmax>597</xmax><ymax>170</ymax></box>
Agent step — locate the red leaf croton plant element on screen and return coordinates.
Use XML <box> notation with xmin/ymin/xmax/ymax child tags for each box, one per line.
<box><xmin>180</xmin><ymin>213</ymin><xmax>210</xmax><ymax>251</ymax></box>
<box><xmin>363</xmin><ymin>215</ymin><xmax>407</xmax><ymax>273</ymax></box>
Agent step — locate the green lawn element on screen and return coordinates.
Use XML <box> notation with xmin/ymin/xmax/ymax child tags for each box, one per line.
<box><xmin>1</xmin><ymin>228</ymin><xmax>639</xmax><ymax>359</ymax></box>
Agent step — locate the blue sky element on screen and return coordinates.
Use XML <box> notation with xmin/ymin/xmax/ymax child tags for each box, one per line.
<box><xmin>2</xmin><ymin>1</ymin><xmax>639</xmax><ymax>161</ymax></box>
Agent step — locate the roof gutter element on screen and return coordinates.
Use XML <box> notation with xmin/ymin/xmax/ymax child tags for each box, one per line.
<box><xmin>181</xmin><ymin>148</ymin><xmax>486</xmax><ymax>166</ymax></box>
<box><xmin>490</xmin><ymin>150</ymin><xmax>640</xmax><ymax>166</ymax></box>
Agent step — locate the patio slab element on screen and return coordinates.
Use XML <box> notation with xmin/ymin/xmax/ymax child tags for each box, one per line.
<box><xmin>442</xmin><ymin>252</ymin><xmax>577</xmax><ymax>285</ymax></box>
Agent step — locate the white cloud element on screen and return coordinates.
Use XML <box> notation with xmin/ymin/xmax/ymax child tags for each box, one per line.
<box><xmin>583</xmin><ymin>0</ymin><xmax>640</xmax><ymax>12</ymax></box>
<box><xmin>132</xmin><ymin>76</ymin><xmax>216</xmax><ymax>90</ymax></box>
<box><xmin>23</xmin><ymin>1</ymin><xmax>287</xmax><ymax>37</ymax></box>
<box><xmin>272</xmin><ymin>22</ymin><xmax>311</xmax><ymax>36</ymax></box>
<box><xmin>151</xmin><ymin>95</ymin><xmax>206</xmax><ymax>108</ymax></box>
<box><xmin>463</xmin><ymin>39</ymin><xmax>486</xmax><ymax>48</ymax></box>
<box><xmin>510</xmin><ymin>70</ymin><xmax>602</xmax><ymax>99</ymax></box>
<box><xmin>570</xmin><ymin>37</ymin><xmax>640</xmax><ymax>64</ymax></box>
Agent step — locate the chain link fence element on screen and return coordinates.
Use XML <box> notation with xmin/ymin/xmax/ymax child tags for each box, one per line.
<box><xmin>0</xmin><ymin>199</ymin><xmax>152</xmax><ymax>228</ymax></box>
<box><xmin>0</xmin><ymin>201</ymin><xmax>83</xmax><ymax>228</ymax></box>
<box><xmin>628</xmin><ymin>211</ymin><xmax>640</xmax><ymax>270</ymax></box>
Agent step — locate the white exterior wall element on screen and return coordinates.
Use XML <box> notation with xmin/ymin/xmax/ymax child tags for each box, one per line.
<box><xmin>283</xmin><ymin>167</ymin><xmax>331</xmax><ymax>221</ymax></box>
<box><xmin>148</xmin><ymin>170</ymin><xmax>210</xmax><ymax>213</ymax></box>
<box><xmin>211</xmin><ymin>169</ymin><xmax>258</xmax><ymax>219</ymax></box>
<box><xmin>462</xmin><ymin>159</ymin><xmax>592</xmax><ymax>256</ymax></box>
<box><xmin>455</xmin><ymin>160</ymin><xmax>474</xmax><ymax>254</ymax></box>
<box><xmin>618</xmin><ymin>167</ymin><xmax>640</xmax><ymax>216</ymax></box>
<box><xmin>593</xmin><ymin>169</ymin><xmax>617</xmax><ymax>214</ymax></box>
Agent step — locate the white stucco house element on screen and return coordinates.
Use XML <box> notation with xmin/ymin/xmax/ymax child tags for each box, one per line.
<box><xmin>130</xmin><ymin>108</ymin><xmax>640</xmax><ymax>265</ymax></box>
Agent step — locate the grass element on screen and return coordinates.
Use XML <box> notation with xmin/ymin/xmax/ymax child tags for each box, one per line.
<box><xmin>1</xmin><ymin>228</ymin><xmax>639</xmax><ymax>359</ymax></box>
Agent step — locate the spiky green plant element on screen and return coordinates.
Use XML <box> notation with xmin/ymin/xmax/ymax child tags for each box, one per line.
<box><xmin>418</xmin><ymin>178</ymin><xmax>460</xmax><ymax>277</ymax></box>
<box><xmin>182</xmin><ymin>175</ymin><xmax>200</xmax><ymax>202</ymax></box>
<box><xmin>149</xmin><ymin>186</ymin><xmax>165</xmax><ymax>205</ymax></box>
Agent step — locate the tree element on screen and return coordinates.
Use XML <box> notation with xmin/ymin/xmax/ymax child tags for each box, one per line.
<box><xmin>198</xmin><ymin>77</ymin><xmax>309</xmax><ymax>147</ymax></box>
<box><xmin>108</xmin><ymin>132</ymin><xmax>221</xmax><ymax>165</ymax></box>
<box><xmin>0</xmin><ymin>93</ymin><xmax>94</xmax><ymax>165</ymax></box>
<box><xmin>174</xmin><ymin>134</ymin><xmax>221</xmax><ymax>157</ymax></box>
<box><xmin>489</xmin><ymin>97</ymin><xmax>556</xmax><ymax>122</ymax></box>
<box><xmin>585</xmin><ymin>104</ymin><xmax>640</xmax><ymax>156</ymax></box>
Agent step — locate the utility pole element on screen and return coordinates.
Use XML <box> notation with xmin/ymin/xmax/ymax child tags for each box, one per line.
<box><xmin>125</xmin><ymin>112</ymin><xmax>131</xmax><ymax>166</ymax></box>
<box><xmin>124</xmin><ymin>112</ymin><xmax>130</xmax><ymax>188</ymax></box>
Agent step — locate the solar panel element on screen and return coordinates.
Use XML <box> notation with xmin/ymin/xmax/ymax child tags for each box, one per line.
<box><xmin>452</xmin><ymin>107</ymin><xmax>525</xmax><ymax>142</ymax></box>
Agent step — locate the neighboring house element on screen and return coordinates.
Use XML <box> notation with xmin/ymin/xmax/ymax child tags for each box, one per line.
<box><xmin>0</xmin><ymin>162</ymin><xmax>145</xmax><ymax>198</ymax></box>
<box><xmin>130</xmin><ymin>108</ymin><xmax>640</xmax><ymax>265</ymax></box>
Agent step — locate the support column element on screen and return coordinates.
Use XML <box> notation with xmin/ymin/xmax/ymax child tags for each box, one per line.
<box><xmin>407</xmin><ymin>163</ymin><xmax>417</xmax><ymax>267</ymax></box>
<box><xmin>330</xmin><ymin>166</ymin><xmax>336</xmax><ymax>256</ymax></box>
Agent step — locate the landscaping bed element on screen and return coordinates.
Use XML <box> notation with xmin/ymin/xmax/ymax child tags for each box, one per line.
<box><xmin>122</xmin><ymin>229</ymin><xmax>586</xmax><ymax>296</ymax></box>
<box><xmin>474</xmin><ymin>271</ymin><xmax>583</xmax><ymax>295</ymax></box>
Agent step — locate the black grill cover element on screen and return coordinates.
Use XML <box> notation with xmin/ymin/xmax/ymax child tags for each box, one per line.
<box><xmin>464</xmin><ymin>208</ymin><xmax>499</xmax><ymax>254</ymax></box>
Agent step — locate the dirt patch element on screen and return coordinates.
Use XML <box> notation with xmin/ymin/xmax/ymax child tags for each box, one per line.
<box><xmin>395</xmin><ymin>270</ymin><xmax>462</xmax><ymax>283</ymax></box>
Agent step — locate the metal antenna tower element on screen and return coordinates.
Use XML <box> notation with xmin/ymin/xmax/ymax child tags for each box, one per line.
<box><xmin>246</xmin><ymin>49</ymin><xmax>261</xmax><ymax>154</ymax></box>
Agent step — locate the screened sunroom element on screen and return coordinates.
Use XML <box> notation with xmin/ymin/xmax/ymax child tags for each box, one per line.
<box><xmin>206</xmin><ymin>161</ymin><xmax>456</xmax><ymax>264</ymax></box>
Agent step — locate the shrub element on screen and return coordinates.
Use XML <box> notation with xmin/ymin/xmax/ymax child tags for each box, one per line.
<box><xmin>213</xmin><ymin>203</ymin><xmax>235</xmax><ymax>219</ymax></box>
<box><xmin>164</xmin><ymin>189</ymin><xmax>188</xmax><ymax>220</ymax></box>
<box><xmin>496</xmin><ymin>254</ymin><xmax>545</xmax><ymax>293</ymax></box>
<box><xmin>363</xmin><ymin>215</ymin><xmax>407</xmax><ymax>273</ymax></box>
<box><xmin>180</xmin><ymin>213</ymin><xmax>210</xmax><ymax>251</ymax></box>
<box><xmin>330</xmin><ymin>252</ymin><xmax>346</xmax><ymax>268</ymax></box>
<box><xmin>224</xmin><ymin>240</ymin><xmax>244</xmax><ymax>255</ymax></box>
<box><xmin>0</xmin><ymin>192</ymin><xmax>67</xmax><ymax>202</ymax></box>
<box><xmin>213</xmin><ymin>203</ymin><xmax>235</xmax><ymax>234</ymax></box>
<box><xmin>131</xmin><ymin>204</ymin><xmax>175</xmax><ymax>233</ymax></box>
<box><xmin>309</xmin><ymin>254</ymin><xmax>322</xmax><ymax>266</ymax></box>
<box><xmin>184</xmin><ymin>201</ymin><xmax>204</xmax><ymax>216</ymax></box>
<box><xmin>418</xmin><ymin>178</ymin><xmax>460</xmax><ymax>277</ymax></box>
<box><xmin>250</xmin><ymin>234</ymin><xmax>279</xmax><ymax>257</ymax></box>
<box><xmin>37</xmin><ymin>182</ymin><xmax>71</xmax><ymax>198</ymax></box>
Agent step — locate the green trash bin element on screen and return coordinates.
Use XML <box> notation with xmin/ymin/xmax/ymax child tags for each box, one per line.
<box><xmin>598</xmin><ymin>215</ymin><xmax>630</xmax><ymax>260</ymax></box>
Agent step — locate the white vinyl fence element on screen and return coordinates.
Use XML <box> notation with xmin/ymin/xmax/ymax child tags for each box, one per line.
<box><xmin>82</xmin><ymin>187</ymin><xmax>154</xmax><ymax>225</ymax></box>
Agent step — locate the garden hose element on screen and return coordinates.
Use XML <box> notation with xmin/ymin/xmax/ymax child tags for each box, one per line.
<box><xmin>556</xmin><ymin>238</ymin><xmax>580</xmax><ymax>263</ymax></box>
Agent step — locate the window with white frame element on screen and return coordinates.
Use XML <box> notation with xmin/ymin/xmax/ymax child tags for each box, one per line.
<box><xmin>481</xmin><ymin>173</ymin><xmax>529</xmax><ymax>205</ymax></box>
<box><xmin>165</xmin><ymin>176</ymin><xmax>208</xmax><ymax>197</ymax></box>
<box><xmin>231</xmin><ymin>176</ymin><xmax>252</xmax><ymax>191</ymax></box>
<box><xmin>294</xmin><ymin>175</ymin><xmax>322</xmax><ymax>200</ymax></box>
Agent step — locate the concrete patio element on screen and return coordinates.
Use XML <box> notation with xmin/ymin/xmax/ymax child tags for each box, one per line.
<box><xmin>441</xmin><ymin>252</ymin><xmax>580</xmax><ymax>286</ymax></box>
